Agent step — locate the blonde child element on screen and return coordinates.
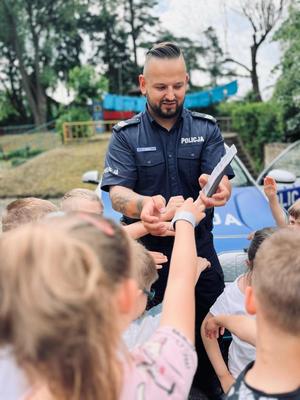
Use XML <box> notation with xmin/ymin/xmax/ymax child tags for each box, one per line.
<box><xmin>264</xmin><ymin>176</ymin><xmax>300</xmax><ymax>227</ymax></box>
<box><xmin>0</xmin><ymin>198</ymin><xmax>207</xmax><ymax>399</ymax></box>
<box><xmin>123</xmin><ymin>241</ymin><xmax>160</xmax><ymax>349</ymax></box>
<box><xmin>61</xmin><ymin>189</ymin><xmax>169</xmax><ymax>265</ymax></box>
<box><xmin>201</xmin><ymin>227</ymin><xmax>276</xmax><ymax>393</ymax></box>
<box><xmin>1</xmin><ymin>197</ymin><xmax>57</xmax><ymax>232</ymax></box>
<box><xmin>61</xmin><ymin>188</ymin><xmax>104</xmax><ymax>215</ymax></box>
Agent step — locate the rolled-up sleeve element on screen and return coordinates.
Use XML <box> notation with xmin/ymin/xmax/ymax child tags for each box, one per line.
<box><xmin>201</xmin><ymin>124</ymin><xmax>235</xmax><ymax>179</ymax></box>
<box><xmin>101</xmin><ymin>129</ymin><xmax>137</xmax><ymax>192</ymax></box>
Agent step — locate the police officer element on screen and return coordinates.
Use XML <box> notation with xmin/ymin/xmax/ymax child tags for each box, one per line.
<box><xmin>101</xmin><ymin>42</ymin><xmax>234</xmax><ymax>398</ymax></box>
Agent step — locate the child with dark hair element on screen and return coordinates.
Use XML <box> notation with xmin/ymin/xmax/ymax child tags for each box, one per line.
<box><xmin>201</xmin><ymin>227</ymin><xmax>277</xmax><ymax>394</ymax></box>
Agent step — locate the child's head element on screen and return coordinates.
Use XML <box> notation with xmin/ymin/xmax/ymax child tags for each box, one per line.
<box><xmin>246</xmin><ymin>227</ymin><xmax>277</xmax><ymax>276</ymax></box>
<box><xmin>61</xmin><ymin>188</ymin><xmax>104</xmax><ymax>215</ymax></box>
<box><xmin>1</xmin><ymin>197</ymin><xmax>57</xmax><ymax>232</ymax></box>
<box><xmin>0</xmin><ymin>214</ymin><xmax>137</xmax><ymax>400</ymax></box>
<box><xmin>247</xmin><ymin>228</ymin><xmax>300</xmax><ymax>336</ymax></box>
<box><xmin>247</xmin><ymin>227</ymin><xmax>277</xmax><ymax>265</ymax></box>
<box><xmin>288</xmin><ymin>198</ymin><xmax>300</xmax><ymax>227</ymax></box>
<box><xmin>130</xmin><ymin>241</ymin><xmax>158</xmax><ymax>319</ymax></box>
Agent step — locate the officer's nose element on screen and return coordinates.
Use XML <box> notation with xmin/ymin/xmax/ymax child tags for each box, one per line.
<box><xmin>165</xmin><ymin>87</ymin><xmax>175</xmax><ymax>101</ymax></box>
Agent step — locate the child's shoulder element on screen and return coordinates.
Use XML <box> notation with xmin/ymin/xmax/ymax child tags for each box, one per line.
<box><xmin>210</xmin><ymin>277</ymin><xmax>246</xmax><ymax>316</ymax></box>
<box><xmin>226</xmin><ymin>363</ymin><xmax>300</xmax><ymax>400</ymax></box>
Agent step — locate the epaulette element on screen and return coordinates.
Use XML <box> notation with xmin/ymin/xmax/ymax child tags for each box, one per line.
<box><xmin>191</xmin><ymin>111</ymin><xmax>216</xmax><ymax>124</ymax></box>
<box><xmin>113</xmin><ymin>117</ymin><xmax>141</xmax><ymax>132</ymax></box>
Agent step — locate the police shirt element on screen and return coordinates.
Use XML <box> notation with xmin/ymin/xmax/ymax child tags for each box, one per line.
<box><xmin>101</xmin><ymin>107</ymin><xmax>234</xmax><ymax>253</ymax></box>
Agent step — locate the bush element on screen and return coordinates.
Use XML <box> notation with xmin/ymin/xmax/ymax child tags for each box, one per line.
<box><xmin>56</xmin><ymin>107</ymin><xmax>92</xmax><ymax>143</ymax></box>
<box><xmin>218</xmin><ymin>101</ymin><xmax>284</xmax><ymax>170</ymax></box>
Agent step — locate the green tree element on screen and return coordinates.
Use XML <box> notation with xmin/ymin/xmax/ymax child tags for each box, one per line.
<box><xmin>86</xmin><ymin>0</ymin><xmax>137</xmax><ymax>94</ymax></box>
<box><xmin>0</xmin><ymin>0</ymin><xmax>86</xmax><ymax>125</ymax></box>
<box><xmin>124</xmin><ymin>0</ymin><xmax>159</xmax><ymax>73</ymax></box>
<box><xmin>273</xmin><ymin>2</ymin><xmax>300</xmax><ymax>140</ymax></box>
<box><xmin>67</xmin><ymin>65</ymin><xmax>108</xmax><ymax>106</ymax></box>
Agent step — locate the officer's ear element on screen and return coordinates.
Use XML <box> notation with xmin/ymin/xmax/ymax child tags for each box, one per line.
<box><xmin>139</xmin><ymin>74</ymin><xmax>146</xmax><ymax>96</ymax></box>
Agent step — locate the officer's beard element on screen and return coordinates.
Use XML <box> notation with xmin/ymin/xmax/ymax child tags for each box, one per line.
<box><xmin>147</xmin><ymin>97</ymin><xmax>184</xmax><ymax>120</ymax></box>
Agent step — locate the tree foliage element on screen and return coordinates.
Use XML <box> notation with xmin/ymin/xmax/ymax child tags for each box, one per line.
<box><xmin>67</xmin><ymin>65</ymin><xmax>108</xmax><ymax>107</ymax></box>
<box><xmin>0</xmin><ymin>0</ymin><xmax>85</xmax><ymax>125</ymax></box>
<box><xmin>219</xmin><ymin>100</ymin><xmax>284</xmax><ymax>170</ymax></box>
<box><xmin>273</xmin><ymin>2</ymin><xmax>300</xmax><ymax>141</ymax></box>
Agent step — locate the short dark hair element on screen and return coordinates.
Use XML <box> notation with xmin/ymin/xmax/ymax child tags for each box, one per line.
<box><xmin>146</xmin><ymin>42</ymin><xmax>182</xmax><ymax>60</ymax></box>
<box><xmin>247</xmin><ymin>227</ymin><xmax>277</xmax><ymax>264</ymax></box>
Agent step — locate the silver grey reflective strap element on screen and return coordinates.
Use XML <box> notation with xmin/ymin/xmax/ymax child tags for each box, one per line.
<box><xmin>171</xmin><ymin>211</ymin><xmax>196</xmax><ymax>231</ymax></box>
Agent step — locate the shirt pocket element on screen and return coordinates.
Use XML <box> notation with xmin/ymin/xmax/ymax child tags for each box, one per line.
<box><xmin>177</xmin><ymin>145</ymin><xmax>202</xmax><ymax>184</ymax></box>
<box><xmin>135</xmin><ymin>151</ymin><xmax>165</xmax><ymax>195</ymax></box>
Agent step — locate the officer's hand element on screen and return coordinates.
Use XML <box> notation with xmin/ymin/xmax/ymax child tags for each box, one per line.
<box><xmin>141</xmin><ymin>195</ymin><xmax>166</xmax><ymax>222</ymax></box>
<box><xmin>141</xmin><ymin>195</ymin><xmax>168</xmax><ymax>235</ymax></box>
<box><xmin>198</xmin><ymin>174</ymin><xmax>231</xmax><ymax>208</ymax></box>
<box><xmin>161</xmin><ymin>195</ymin><xmax>185</xmax><ymax>221</ymax></box>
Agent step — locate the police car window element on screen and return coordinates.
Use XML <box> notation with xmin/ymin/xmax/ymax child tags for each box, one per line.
<box><xmin>230</xmin><ymin>158</ymin><xmax>252</xmax><ymax>187</ymax></box>
<box><xmin>269</xmin><ymin>142</ymin><xmax>300</xmax><ymax>178</ymax></box>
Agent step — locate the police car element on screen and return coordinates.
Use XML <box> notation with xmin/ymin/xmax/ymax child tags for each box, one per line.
<box><xmin>256</xmin><ymin>140</ymin><xmax>300</xmax><ymax>211</ymax></box>
<box><xmin>82</xmin><ymin>150</ymin><xmax>275</xmax><ymax>256</ymax></box>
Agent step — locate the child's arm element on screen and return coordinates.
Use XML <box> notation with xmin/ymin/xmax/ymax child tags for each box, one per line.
<box><xmin>160</xmin><ymin>198</ymin><xmax>206</xmax><ymax>343</ymax></box>
<box><xmin>201</xmin><ymin>313</ymin><xmax>235</xmax><ymax>393</ymax></box>
<box><xmin>123</xmin><ymin>221</ymin><xmax>174</xmax><ymax>239</ymax></box>
<box><xmin>264</xmin><ymin>176</ymin><xmax>286</xmax><ymax>227</ymax></box>
<box><xmin>204</xmin><ymin>314</ymin><xmax>256</xmax><ymax>347</ymax></box>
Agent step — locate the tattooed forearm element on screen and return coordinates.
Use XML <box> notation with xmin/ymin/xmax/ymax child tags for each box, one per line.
<box><xmin>110</xmin><ymin>186</ymin><xmax>148</xmax><ymax>218</ymax></box>
<box><xmin>111</xmin><ymin>193</ymin><xmax>131</xmax><ymax>214</ymax></box>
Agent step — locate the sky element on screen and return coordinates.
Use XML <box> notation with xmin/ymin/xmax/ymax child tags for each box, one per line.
<box><xmin>153</xmin><ymin>0</ymin><xmax>284</xmax><ymax>100</ymax></box>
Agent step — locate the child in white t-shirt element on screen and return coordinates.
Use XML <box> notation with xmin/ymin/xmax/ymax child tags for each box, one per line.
<box><xmin>123</xmin><ymin>240</ymin><xmax>160</xmax><ymax>349</ymax></box>
<box><xmin>124</xmin><ymin>241</ymin><xmax>210</xmax><ymax>350</ymax></box>
<box><xmin>201</xmin><ymin>227</ymin><xmax>276</xmax><ymax>394</ymax></box>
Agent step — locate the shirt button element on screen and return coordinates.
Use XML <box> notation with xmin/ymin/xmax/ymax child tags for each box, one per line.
<box><xmin>171</xmin><ymin>177</ymin><xmax>175</xmax><ymax>180</ymax></box>
<box><xmin>168</xmin><ymin>154</ymin><xmax>172</xmax><ymax>158</ymax></box>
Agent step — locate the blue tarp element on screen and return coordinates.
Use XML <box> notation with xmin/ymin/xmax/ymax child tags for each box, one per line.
<box><xmin>103</xmin><ymin>80</ymin><xmax>238</xmax><ymax>112</ymax></box>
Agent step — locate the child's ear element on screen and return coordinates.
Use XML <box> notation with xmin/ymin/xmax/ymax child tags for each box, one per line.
<box><xmin>245</xmin><ymin>286</ymin><xmax>257</xmax><ymax>315</ymax></box>
<box><xmin>116</xmin><ymin>278</ymin><xmax>138</xmax><ymax>315</ymax></box>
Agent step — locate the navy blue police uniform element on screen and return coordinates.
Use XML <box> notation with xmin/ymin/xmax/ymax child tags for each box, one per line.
<box><xmin>101</xmin><ymin>107</ymin><xmax>234</xmax><ymax>397</ymax></box>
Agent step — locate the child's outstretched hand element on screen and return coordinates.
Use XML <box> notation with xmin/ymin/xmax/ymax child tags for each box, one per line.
<box><xmin>149</xmin><ymin>251</ymin><xmax>168</xmax><ymax>269</ymax></box>
<box><xmin>264</xmin><ymin>176</ymin><xmax>277</xmax><ymax>200</ymax></box>
<box><xmin>204</xmin><ymin>316</ymin><xmax>225</xmax><ymax>339</ymax></box>
<box><xmin>197</xmin><ymin>257</ymin><xmax>211</xmax><ymax>273</ymax></box>
<box><xmin>195</xmin><ymin>257</ymin><xmax>211</xmax><ymax>283</ymax></box>
<box><xmin>176</xmin><ymin>197</ymin><xmax>206</xmax><ymax>225</ymax></box>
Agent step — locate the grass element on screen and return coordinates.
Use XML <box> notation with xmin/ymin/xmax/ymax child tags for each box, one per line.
<box><xmin>0</xmin><ymin>131</ymin><xmax>60</xmax><ymax>153</ymax></box>
<box><xmin>0</xmin><ymin>139</ymin><xmax>110</xmax><ymax>198</ymax></box>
